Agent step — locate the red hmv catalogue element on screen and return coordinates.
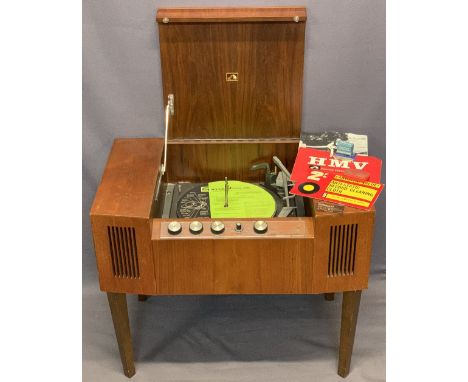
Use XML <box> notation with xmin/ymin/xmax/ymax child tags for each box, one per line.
<box><xmin>290</xmin><ymin>148</ymin><xmax>384</xmax><ymax>210</ymax></box>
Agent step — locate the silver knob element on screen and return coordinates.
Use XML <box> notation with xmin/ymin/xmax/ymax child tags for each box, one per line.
<box><xmin>211</xmin><ymin>221</ymin><xmax>225</xmax><ymax>234</ymax></box>
<box><xmin>189</xmin><ymin>221</ymin><xmax>203</xmax><ymax>235</ymax></box>
<box><xmin>167</xmin><ymin>221</ymin><xmax>182</xmax><ymax>235</ymax></box>
<box><xmin>253</xmin><ymin>220</ymin><xmax>268</xmax><ymax>234</ymax></box>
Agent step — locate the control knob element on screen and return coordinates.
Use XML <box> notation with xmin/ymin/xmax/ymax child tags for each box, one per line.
<box><xmin>253</xmin><ymin>220</ymin><xmax>268</xmax><ymax>234</ymax></box>
<box><xmin>189</xmin><ymin>221</ymin><xmax>203</xmax><ymax>235</ymax></box>
<box><xmin>211</xmin><ymin>221</ymin><xmax>225</xmax><ymax>234</ymax></box>
<box><xmin>167</xmin><ymin>221</ymin><xmax>182</xmax><ymax>235</ymax></box>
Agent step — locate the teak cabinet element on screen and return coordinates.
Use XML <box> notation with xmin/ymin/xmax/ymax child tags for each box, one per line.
<box><xmin>90</xmin><ymin>7</ymin><xmax>376</xmax><ymax>379</ymax></box>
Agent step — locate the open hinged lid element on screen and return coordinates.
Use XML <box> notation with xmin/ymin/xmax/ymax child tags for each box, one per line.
<box><xmin>156</xmin><ymin>7</ymin><xmax>307</xmax><ymax>140</ymax></box>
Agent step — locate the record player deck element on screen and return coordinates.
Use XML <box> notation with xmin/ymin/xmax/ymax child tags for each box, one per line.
<box><xmin>158</xmin><ymin>177</ymin><xmax>305</xmax><ymax>220</ymax></box>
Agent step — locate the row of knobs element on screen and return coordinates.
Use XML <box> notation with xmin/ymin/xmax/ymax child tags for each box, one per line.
<box><xmin>167</xmin><ymin>221</ymin><xmax>268</xmax><ymax>235</ymax></box>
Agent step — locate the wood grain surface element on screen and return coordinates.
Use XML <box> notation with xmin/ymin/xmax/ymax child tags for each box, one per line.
<box><xmin>157</xmin><ymin>7</ymin><xmax>307</xmax><ymax>23</ymax></box>
<box><xmin>158</xmin><ymin>21</ymin><xmax>305</xmax><ymax>139</ymax></box>
<box><xmin>312</xmin><ymin>209</ymin><xmax>375</xmax><ymax>293</ymax></box>
<box><xmin>91</xmin><ymin>139</ymin><xmax>163</xmax><ymax>294</ymax></box>
<box><xmin>91</xmin><ymin>216</ymin><xmax>156</xmax><ymax>294</ymax></box>
<box><xmin>107</xmin><ymin>292</ymin><xmax>135</xmax><ymax>378</ymax></box>
<box><xmin>152</xmin><ymin>236</ymin><xmax>314</xmax><ymax>295</ymax></box>
<box><xmin>338</xmin><ymin>290</ymin><xmax>362</xmax><ymax>377</ymax></box>
<box><xmin>90</xmin><ymin>138</ymin><xmax>164</xmax><ymax>219</ymax></box>
<box><xmin>166</xmin><ymin>141</ymin><xmax>299</xmax><ymax>183</ymax></box>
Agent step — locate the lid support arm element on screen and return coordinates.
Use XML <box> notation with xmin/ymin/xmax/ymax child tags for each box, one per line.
<box><xmin>161</xmin><ymin>94</ymin><xmax>174</xmax><ymax>175</ymax></box>
<box><xmin>155</xmin><ymin>94</ymin><xmax>174</xmax><ymax>202</ymax></box>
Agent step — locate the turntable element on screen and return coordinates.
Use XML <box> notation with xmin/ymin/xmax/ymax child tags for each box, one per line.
<box><xmin>90</xmin><ymin>7</ymin><xmax>376</xmax><ymax>379</ymax></box>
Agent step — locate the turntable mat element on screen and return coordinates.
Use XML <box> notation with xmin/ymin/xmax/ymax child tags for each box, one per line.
<box><xmin>208</xmin><ymin>180</ymin><xmax>276</xmax><ymax>218</ymax></box>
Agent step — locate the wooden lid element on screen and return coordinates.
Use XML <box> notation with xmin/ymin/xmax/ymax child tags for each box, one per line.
<box><xmin>157</xmin><ymin>7</ymin><xmax>307</xmax><ymax>140</ymax></box>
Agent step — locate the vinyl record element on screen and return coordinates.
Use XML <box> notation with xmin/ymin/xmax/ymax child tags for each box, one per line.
<box><xmin>176</xmin><ymin>185</ymin><xmax>210</xmax><ymax>218</ymax></box>
<box><xmin>175</xmin><ymin>181</ymin><xmax>283</xmax><ymax>218</ymax></box>
<box><xmin>298</xmin><ymin>182</ymin><xmax>320</xmax><ymax>194</ymax></box>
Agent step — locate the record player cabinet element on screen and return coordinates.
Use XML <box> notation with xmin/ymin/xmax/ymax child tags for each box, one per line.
<box><xmin>90</xmin><ymin>7</ymin><xmax>376</xmax><ymax>379</ymax></box>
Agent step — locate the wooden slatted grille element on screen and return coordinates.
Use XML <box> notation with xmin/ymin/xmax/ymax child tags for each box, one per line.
<box><xmin>327</xmin><ymin>224</ymin><xmax>358</xmax><ymax>277</ymax></box>
<box><xmin>107</xmin><ymin>226</ymin><xmax>140</xmax><ymax>278</ymax></box>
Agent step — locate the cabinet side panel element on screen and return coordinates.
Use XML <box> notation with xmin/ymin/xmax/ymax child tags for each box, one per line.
<box><xmin>91</xmin><ymin>216</ymin><xmax>156</xmax><ymax>294</ymax></box>
<box><xmin>90</xmin><ymin>138</ymin><xmax>164</xmax><ymax>219</ymax></box>
<box><xmin>312</xmin><ymin>211</ymin><xmax>375</xmax><ymax>293</ymax></box>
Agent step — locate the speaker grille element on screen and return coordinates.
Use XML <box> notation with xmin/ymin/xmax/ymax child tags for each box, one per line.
<box><xmin>328</xmin><ymin>224</ymin><xmax>358</xmax><ymax>277</ymax></box>
<box><xmin>107</xmin><ymin>226</ymin><xmax>140</xmax><ymax>278</ymax></box>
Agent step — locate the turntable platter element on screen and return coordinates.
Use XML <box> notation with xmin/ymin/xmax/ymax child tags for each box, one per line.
<box><xmin>175</xmin><ymin>180</ymin><xmax>280</xmax><ymax>219</ymax></box>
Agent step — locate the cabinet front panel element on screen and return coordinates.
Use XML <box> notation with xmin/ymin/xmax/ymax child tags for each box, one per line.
<box><xmin>152</xmin><ymin>237</ymin><xmax>313</xmax><ymax>295</ymax></box>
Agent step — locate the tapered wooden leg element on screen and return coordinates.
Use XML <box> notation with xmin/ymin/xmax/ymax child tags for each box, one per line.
<box><xmin>107</xmin><ymin>292</ymin><xmax>135</xmax><ymax>378</ymax></box>
<box><xmin>138</xmin><ymin>294</ymin><xmax>149</xmax><ymax>302</ymax></box>
<box><xmin>338</xmin><ymin>290</ymin><xmax>362</xmax><ymax>378</ymax></box>
<box><xmin>324</xmin><ymin>293</ymin><xmax>335</xmax><ymax>301</ymax></box>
